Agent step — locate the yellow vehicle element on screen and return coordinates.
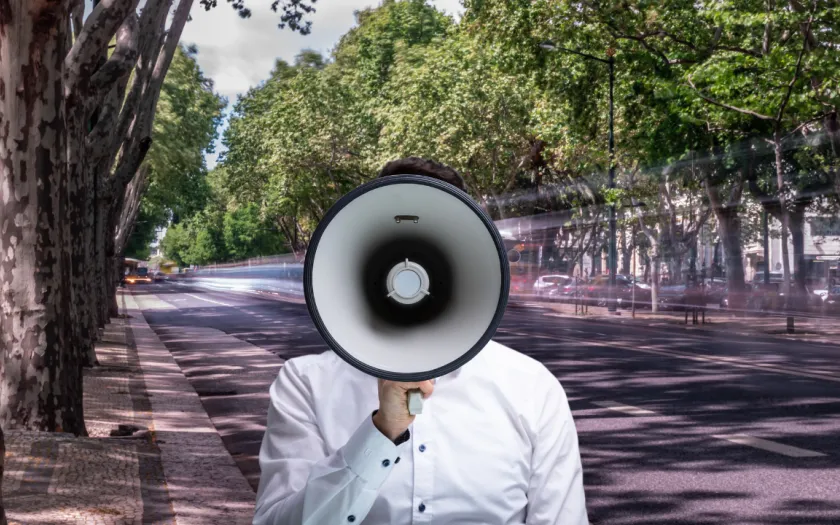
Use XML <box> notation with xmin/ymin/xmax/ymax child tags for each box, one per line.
<box><xmin>125</xmin><ymin>267</ymin><xmax>153</xmax><ymax>285</ymax></box>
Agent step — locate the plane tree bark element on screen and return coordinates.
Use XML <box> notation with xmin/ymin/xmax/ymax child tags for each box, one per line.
<box><xmin>0</xmin><ymin>0</ymin><xmax>189</xmax><ymax>436</ymax></box>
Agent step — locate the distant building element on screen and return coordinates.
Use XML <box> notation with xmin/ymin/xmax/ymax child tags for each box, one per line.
<box><xmin>149</xmin><ymin>226</ymin><xmax>167</xmax><ymax>258</ymax></box>
<box><xmin>744</xmin><ymin>214</ymin><xmax>840</xmax><ymax>288</ymax></box>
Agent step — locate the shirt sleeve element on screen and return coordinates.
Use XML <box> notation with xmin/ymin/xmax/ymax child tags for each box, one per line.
<box><xmin>253</xmin><ymin>360</ymin><xmax>407</xmax><ymax>525</ymax></box>
<box><xmin>525</xmin><ymin>372</ymin><xmax>589</xmax><ymax>525</ymax></box>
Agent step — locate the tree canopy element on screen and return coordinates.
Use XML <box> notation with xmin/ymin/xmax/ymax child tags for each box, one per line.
<box><xmin>125</xmin><ymin>45</ymin><xmax>226</xmax><ymax>260</ymax></box>
<box><xmin>169</xmin><ymin>0</ymin><xmax>838</xmax><ymax>312</ymax></box>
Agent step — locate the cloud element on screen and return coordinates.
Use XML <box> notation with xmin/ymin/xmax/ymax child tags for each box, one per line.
<box><xmin>180</xmin><ymin>0</ymin><xmax>464</xmax><ymax>169</ymax></box>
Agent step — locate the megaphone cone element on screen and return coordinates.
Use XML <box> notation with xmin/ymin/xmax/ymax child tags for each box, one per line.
<box><xmin>304</xmin><ymin>175</ymin><xmax>510</xmax><ymax>382</ymax></box>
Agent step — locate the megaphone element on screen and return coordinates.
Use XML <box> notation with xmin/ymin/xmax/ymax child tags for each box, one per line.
<box><xmin>304</xmin><ymin>174</ymin><xmax>510</xmax><ymax>414</ymax></box>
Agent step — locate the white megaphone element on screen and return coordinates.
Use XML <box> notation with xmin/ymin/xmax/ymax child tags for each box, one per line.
<box><xmin>304</xmin><ymin>174</ymin><xmax>510</xmax><ymax>415</ymax></box>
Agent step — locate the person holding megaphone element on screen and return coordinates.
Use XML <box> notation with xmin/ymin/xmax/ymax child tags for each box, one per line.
<box><xmin>253</xmin><ymin>158</ymin><xmax>588</xmax><ymax>525</ymax></box>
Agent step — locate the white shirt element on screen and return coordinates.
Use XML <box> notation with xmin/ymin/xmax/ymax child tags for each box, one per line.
<box><xmin>253</xmin><ymin>340</ymin><xmax>588</xmax><ymax>525</ymax></box>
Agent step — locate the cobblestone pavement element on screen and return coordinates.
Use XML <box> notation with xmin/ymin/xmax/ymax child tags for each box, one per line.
<box><xmin>3</xmin><ymin>289</ymin><xmax>253</xmax><ymax>524</ymax></box>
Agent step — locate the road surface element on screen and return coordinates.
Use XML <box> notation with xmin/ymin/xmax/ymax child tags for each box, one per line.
<box><xmin>132</xmin><ymin>282</ymin><xmax>840</xmax><ymax>525</ymax></box>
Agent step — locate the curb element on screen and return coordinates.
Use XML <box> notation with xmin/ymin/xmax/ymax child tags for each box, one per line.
<box><xmin>121</xmin><ymin>290</ymin><xmax>256</xmax><ymax>525</ymax></box>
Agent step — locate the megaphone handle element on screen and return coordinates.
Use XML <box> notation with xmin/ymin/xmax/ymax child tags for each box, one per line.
<box><xmin>407</xmin><ymin>389</ymin><xmax>424</xmax><ymax>416</ymax></box>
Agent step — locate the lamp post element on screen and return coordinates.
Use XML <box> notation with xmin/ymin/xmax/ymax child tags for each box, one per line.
<box><xmin>540</xmin><ymin>40</ymin><xmax>618</xmax><ymax>312</ymax></box>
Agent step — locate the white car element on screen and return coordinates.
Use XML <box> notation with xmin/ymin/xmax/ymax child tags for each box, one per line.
<box><xmin>533</xmin><ymin>274</ymin><xmax>572</xmax><ymax>297</ymax></box>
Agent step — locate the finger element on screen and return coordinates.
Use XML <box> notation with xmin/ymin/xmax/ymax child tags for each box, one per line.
<box><xmin>417</xmin><ymin>380</ymin><xmax>435</xmax><ymax>398</ymax></box>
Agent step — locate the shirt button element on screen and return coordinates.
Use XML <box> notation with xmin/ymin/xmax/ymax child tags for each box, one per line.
<box><xmin>419</xmin><ymin>503</ymin><xmax>426</xmax><ymax>513</ymax></box>
<box><xmin>395</xmin><ymin>457</ymin><xmax>400</xmax><ymax>464</ymax></box>
<box><xmin>381</xmin><ymin>459</ymin><xmax>390</xmax><ymax>467</ymax></box>
<box><xmin>348</xmin><ymin>516</ymin><xmax>356</xmax><ymax>522</ymax></box>
<box><xmin>419</xmin><ymin>444</ymin><xmax>426</xmax><ymax>452</ymax></box>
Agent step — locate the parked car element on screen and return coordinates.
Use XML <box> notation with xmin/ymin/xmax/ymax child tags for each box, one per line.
<box><xmin>153</xmin><ymin>271</ymin><xmax>166</xmax><ymax>282</ymax></box>
<box><xmin>656</xmin><ymin>284</ymin><xmax>707</xmax><ymax>311</ymax></box>
<box><xmin>822</xmin><ymin>286</ymin><xmax>840</xmax><ymax>314</ymax></box>
<box><xmin>533</xmin><ymin>274</ymin><xmax>573</xmax><ymax>298</ymax></box>
<box><xmin>546</xmin><ymin>277</ymin><xmax>587</xmax><ymax>303</ymax></box>
<box><xmin>584</xmin><ymin>274</ymin><xmax>652</xmax><ymax>308</ymax></box>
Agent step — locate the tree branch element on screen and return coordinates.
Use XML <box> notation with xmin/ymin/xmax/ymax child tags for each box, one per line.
<box><xmin>687</xmin><ymin>72</ymin><xmax>775</xmax><ymax>120</ymax></box>
<box><xmin>110</xmin><ymin>0</ymin><xmax>172</xmax><ymax>167</ymax></box>
<box><xmin>71</xmin><ymin>0</ymin><xmax>84</xmax><ymax>39</ymax></box>
<box><xmin>783</xmin><ymin>112</ymin><xmax>832</xmax><ymax>140</ymax></box>
<box><xmin>605</xmin><ymin>25</ymin><xmax>673</xmax><ymax>66</ymax></box>
<box><xmin>775</xmin><ymin>14</ymin><xmax>812</xmax><ymax>123</ymax></box>
<box><xmin>140</xmin><ymin>0</ymin><xmax>195</xmax><ymax>138</ymax></box>
<box><xmin>65</xmin><ymin>0</ymin><xmax>140</xmax><ymax>91</ymax></box>
<box><xmin>87</xmin><ymin>74</ymin><xmax>131</xmax><ymax>162</ymax></box>
<box><xmin>89</xmin><ymin>13</ymin><xmax>139</xmax><ymax>97</ymax></box>
<box><xmin>115</xmin><ymin>164</ymin><xmax>150</xmax><ymax>255</ymax></box>
<box><xmin>113</xmin><ymin>137</ymin><xmax>153</xmax><ymax>192</ymax></box>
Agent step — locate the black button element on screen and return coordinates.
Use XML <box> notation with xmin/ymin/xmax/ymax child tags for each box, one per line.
<box><xmin>382</xmin><ymin>459</ymin><xmax>390</xmax><ymax>467</ymax></box>
<box><xmin>419</xmin><ymin>503</ymin><xmax>426</xmax><ymax>513</ymax></box>
<box><xmin>348</xmin><ymin>516</ymin><xmax>356</xmax><ymax>522</ymax></box>
<box><xmin>419</xmin><ymin>444</ymin><xmax>426</xmax><ymax>452</ymax></box>
<box><xmin>395</xmin><ymin>457</ymin><xmax>400</xmax><ymax>464</ymax></box>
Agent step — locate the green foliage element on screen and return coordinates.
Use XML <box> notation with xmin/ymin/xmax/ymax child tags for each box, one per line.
<box><xmin>223</xmin><ymin>203</ymin><xmax>286</xmax><ymax>260</ymax></box>
<box><xmin>161</xmin><ymin>208</ymin><xmax>225</xmax><ymax>266</ymax></box>
<box><xmin>125</xmin><ymin>45</ymin><xmax>225</xmax><ymax>260</ymax></box>
<box><xmin>172</xmin><ymin>0</ymin><xmax>838</xmax><ymax>272</ymax></box>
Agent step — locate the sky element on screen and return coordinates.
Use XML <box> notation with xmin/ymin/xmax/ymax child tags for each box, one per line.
<box><xmin>179</xmin><ymin>0</ymin><xmax>465</xmax><ymax>169</ymax></box>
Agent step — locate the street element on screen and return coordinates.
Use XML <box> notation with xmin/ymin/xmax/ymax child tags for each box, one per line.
<box><xmin>135</xmin><ymin>282</ymin><xmax>840</xmax><ymax>525</ymax></box>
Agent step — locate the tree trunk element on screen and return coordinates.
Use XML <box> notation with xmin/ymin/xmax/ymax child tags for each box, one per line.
<box><xmin>95</xmin><ymin>185</ymin><xmax>111</xmax><ymax>327</ymax></box>
<box><xmin>789</xmin><ymin>201</ymin><xmax>808</xmax><ymax>304</ymax></box>
<box><xmin>108</xmin><ymin>214</ymin><xmax>121</xmax><ymax>319</ymax></box>
<box><xmin>115</xmin><ymin>164</ymin><xmax>149</xmax><ymax>256</ymax></box>
<box><xmin>672</xmin><ymin>258</ymin><xmax>683</xmax><ymax>285</ymax></box>
<box><xmin>717</xmin><ymin>206</ymin><xmax>747</xmax><ymax>310</ymax></box>
<box><xmin>774</xmin><ymin>131</ymin><xmax>792</xmax><ymax>303</ymax></box>
<box><xmin>0</xmin><ymin>426</ymin><xmax>6</xmax><ymax>525</ymax></box>
<box><xmin>620</xmin><ymin>226</ymin><xmax>631</xmax><ymax>275</ymax></box>
<box><xmin>0</xmin><ymin>0</ymin><xmax>68</xmax><ymax>431</ymax></box>
<box><xmin>651</xmin><ymin>252</ymin><xmax>661</xmax><ymax>312</ymax></box>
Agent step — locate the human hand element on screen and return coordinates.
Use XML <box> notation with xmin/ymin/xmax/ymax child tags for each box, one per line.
<box><xmin>372</xmin><ymin>379</ymin><xmax>434</xmax><ymax>441</ymax></box>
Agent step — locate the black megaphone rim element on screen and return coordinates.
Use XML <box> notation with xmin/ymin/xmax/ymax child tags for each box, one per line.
<box><xmin>303</xmin><ymin>174</ymin><xmax>511</xmax><ymax>382</ymax></box>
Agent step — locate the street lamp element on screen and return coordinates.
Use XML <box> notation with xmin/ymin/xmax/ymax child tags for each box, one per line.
<box><xmin>540</xmin><ymin>40</ymin><xmax>618</xmax><ymax>313</ymax></box>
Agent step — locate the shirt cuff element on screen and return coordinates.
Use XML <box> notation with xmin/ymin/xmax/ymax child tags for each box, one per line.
<box><xmin>341</xmin><ymin>413</ymin><xmax>406</xmax><ymax>489</ymax></box>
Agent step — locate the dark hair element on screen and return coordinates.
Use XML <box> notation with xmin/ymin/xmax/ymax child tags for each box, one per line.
<box><xmin>377</xmin><ymin>157</ymin><xmax>466</xmax><ymax>191</ymax></box>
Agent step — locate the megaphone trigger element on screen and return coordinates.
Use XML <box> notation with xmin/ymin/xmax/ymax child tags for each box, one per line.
<box><xmin>407</xmin><ymin>390</ymin><xmax>424</xmax><ymax>416</ymax></box>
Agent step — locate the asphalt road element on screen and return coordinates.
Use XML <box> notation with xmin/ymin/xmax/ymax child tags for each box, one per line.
<box><xmin>133</xmin><ymin>282</ymin><xmax>840</xmax><ymax>525</ymax></box>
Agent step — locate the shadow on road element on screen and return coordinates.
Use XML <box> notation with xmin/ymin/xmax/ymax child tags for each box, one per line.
<box><xmin>138</xmin><ymin>291</ymin><xmax>840</xmax><ymax>524</ymax></box>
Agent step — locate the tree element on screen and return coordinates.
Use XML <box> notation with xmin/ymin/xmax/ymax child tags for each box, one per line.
<box><xmin>377</xmin><ymin>31</ymin><xmax>540</xmax><ymax>219</ymax></box>
<box><xmin>123</xmin><ymin>45</ymin><xmax>225</xmax><ymax>260</ymax></box>
<box><xmin>224</xmin><ymin>204</ymin><xmax>287</xmax><ymax>261</ymax></box>
<box><xmin>0</xmin><ymin>0</ymin><xmax>317</xmax><ymax>439</ymax></box>
<box><xmin>589</xmin><ymin>0</ymin><xmax>839</xmax><ymax>305</ymax></box>
<box><xmin>218</xmin><ymin>0</ymin><xmax>456</xmax><ymax>247</ymax></box>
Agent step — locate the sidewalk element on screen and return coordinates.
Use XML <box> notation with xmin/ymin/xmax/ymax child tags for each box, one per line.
<box><xmin>528</xmin><ymin>299</ymin><xmax>840</xmax><ymax>344</ymax></box>
<box><xmin>4</xmin><ymin>290</ymin><xmax>255</xmax><ymax>524</ymax></box>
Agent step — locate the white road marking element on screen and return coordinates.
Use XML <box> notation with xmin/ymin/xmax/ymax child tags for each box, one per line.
<box><xmin>593</xmin><ymin>401</ymin><xmax>659</xmax><ymax>416</ymax></box>
<box><xmin>184</xmin><ymin>293</ymin><xmax>233</xmax><ymax>307</ymax></box>
<box><xmin>712</xmin><ymin>434</ymin><xmax>827</xmax><ymax>458</ymax></box>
